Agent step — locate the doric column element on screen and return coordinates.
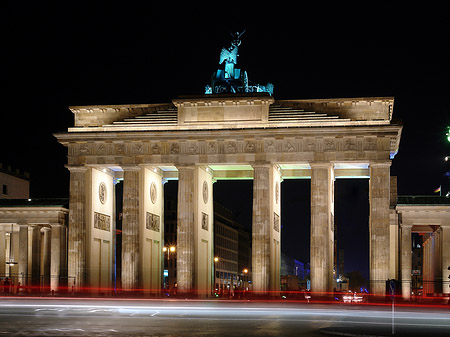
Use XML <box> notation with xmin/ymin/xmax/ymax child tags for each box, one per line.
<box><xmin>252</xmin><ymin>164</ymin><xmax>271</xmax><ymax>294</ymax></box>
<box><xmin>18</xmin><ymin>224</ymin><xmax>29</xmax><ymax>288</ymax></box>
<box><xmin>176</xmin><ymin>165</ymin><xmax>214</xmax><ymax>296</ymax></box>
<box><xmin>41</xmin><ymin>227</ymin><xmax>51</xmax><ymax>291</ymax></box>
<box><xmin>30</xmin><ymin>225</ymin><xmax>41</xmax><ymax>291</ymax></box>
<box><xmin>121</xmin><ymin>166</ymin><xmax>141</xmax><ymax>290</ymax></box>
<box><xmin>251</xmin><ymin>164</ymin><xmax>281</xmax><ymax>295</ymax></box>
<box><xmin>310</xmin><ymin>162</ymin><xmax>334</xmax><ymax>294</ymax></box>
<box><xmin>369</xmin><ymin>162</ymin><xmax>391</xmax><ymax>295</ymax></box>
<box><xmin>441</xmin><ymin>226</ymin><xmax>450</xmax><ymax>292</ymax></box>
<box><xmin>67</xmin><ymin>166</ymin><xmax>88</xmax><ymax>291</ymax></box>
<box><xmin>400</xmin><ymin>224</ymin><xmax>412</xmax><ymax>300</ymax></box>
<box><xmin>176</xmin><ymin>166</ymin><xmax>196</xmax><ymax>293</ymax></box>
<box><xmin>423</xmin><ymin>235</ymin><xmax>432</xmax><ymax>295</ymax></box>
<box><xmin>50</xmin><ymin>224</ymin><xmax>65</xmax><ymax>293</ymax></box>
<box><xmin>434</xmin><ymin>229</ymin><xmax>442</xmax><ymax>293</ymax></box>
<box><xmin>0</xmin><ymin>229</ymin><xmax>5</xmax><ymax>276</ymax></box>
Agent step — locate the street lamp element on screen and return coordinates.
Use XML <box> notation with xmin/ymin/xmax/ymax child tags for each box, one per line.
<box><xmin>5</xmin><ymin>225</ymin><xmax>18</xmax><ymax>267</ymax></box>
<box><xmin>163</xmin><ymin>245</ymin><xmax>176</xmax><ymax>260</ymax></box>
<box><xmin>213</xmin><ymin>257</ymin><xmax>219</xmax><ymax>296</ymax></box>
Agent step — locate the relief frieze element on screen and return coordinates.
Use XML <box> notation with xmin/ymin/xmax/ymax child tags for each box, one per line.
<box><xmin>114</xmin><ymin>143</ymin><xmax>125</xmax><ymax>155</ymax></box>
<box><xmin>264</xmin><ymin>140</ymin><xmax>276</xmax><ymax>153</ymax></box>
<box><xmin>151</xmin><ymin>143</ymin><xmax>161</xmax><ymax>155</ymax></box>
<box><xmin>324</xmin><ymin>138</ymin><xmax>335</xmax><ymax>151</ymax></box>
<box><xmin>207</xmin><ymin>141</ymin><xmax>217</xmax><ymax>154</ymax></box>
<box><xmin>94</xmin><ymin>212</ymin><xmax>110</xmax><ymax>232</ymax></box>
<box><xmin>170</xmin><ymin>143</ymin><xmax>180</xmax><ymax>154</ymax></box>
<box><xmin>364</xmin><ymin>137</ymin><xmax>377</xmax><ymax>151</ymax></box>
<box><xmin>283</xmin><ymin>140</ymin><xmax>296</xmax><ymax>153</ymax></box>
<box><xmin>245</xmin><ymin>141</ymin><xmax>256</xmax><ymax>153</ymax></box>
<box><xmin>225</xmin><ymin>141</ymin><xmax>237</xmax><ymax>154</ymax></box>
<box><xmin>146</xmin><ymin>212</ymin><xmax>160</xmax><ymax>232</ymax></box>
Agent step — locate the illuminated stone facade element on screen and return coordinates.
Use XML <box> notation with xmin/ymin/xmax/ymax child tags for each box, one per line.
<box><xmin>0</xmin><ymin>199</ymin><xmax>68</xmax><ymax>293</ymax></box>
<box><xmin>395</xmin><ymin>196</ymin><xmax>450</xmax><ymax>299</ymax></box>
<box><xmin>55</xmin><ymin>94</ymin><xmax>403</xmax><ymax>296</ymax></box>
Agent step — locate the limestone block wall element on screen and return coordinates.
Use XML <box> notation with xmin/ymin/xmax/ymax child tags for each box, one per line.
<box><xmin>140</xmin><ymin>167</ymin><xmax>164</xmax><ymax>293</ymax></box>
<box><xmin>88</xmin><ymin>168</ymin><xmax>114</xmax><ymax>293</ymax></box>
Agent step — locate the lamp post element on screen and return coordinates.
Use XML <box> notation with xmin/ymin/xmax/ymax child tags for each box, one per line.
<box><xmin>213</xmin><ymin>257</ymin><xmax>219</xmax><ymax>296</ymax></box>
<box><xmin>163</xmin><ymin>245</ymin><xmax>176</xmax><ymax>291</ymax></box>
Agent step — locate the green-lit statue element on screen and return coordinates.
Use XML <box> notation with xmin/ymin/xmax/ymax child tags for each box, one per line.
<box><xmin>205</xmin><ymin>31</ymin><xmax>273</xmax><ymax>95</ymax></box>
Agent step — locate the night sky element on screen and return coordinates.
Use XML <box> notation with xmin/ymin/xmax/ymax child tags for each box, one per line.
<box><xmin>3</xmin><ymin>4</ymin><xmax>449</xmax><ymax>279</ymax></box>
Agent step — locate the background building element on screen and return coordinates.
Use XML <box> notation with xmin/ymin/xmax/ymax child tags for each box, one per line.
<box><xmin>0</xmin><ymin>164</ymin><xmax>30</xmax><ymax>200</ymax></box>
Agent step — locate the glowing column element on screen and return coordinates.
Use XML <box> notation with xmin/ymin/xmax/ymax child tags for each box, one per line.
<box><xmin>50</xmin><ymin>224</ymin><xmax>67</xmax><ymax>293</ymax></box>
<box><xmin>310</xmin><ymin>163</ymin><xmax>335</xmax><ymax>294</ymax></box>
<box><xmin>0</xmin><ymin>229</ymin><xmax>5</xmax><ymax>276</ymax></box>
<box><xmin>441</xmin><ymin>226</ymin><xmax>450</xmax><ymax>292</ymax></box>
<box><xmin>67</xmin><ymin>166</ymin><xmax>88</xmax><ymax>291</ymax></box>
<box><xmin>176</xmin><ymin>166</ymin><xmax>214</xmax><ymax>296</ymax></box>
<box><xmin>400</xmin><ymin>224</ymin><xmax>412</xmax><ymax>300</ymax></box>
<box><xmin>121</xmin><ymin>166</ymin><xmax>141</xmax><ymax>291</ymax></box>
<box><xmin>252</xmin><ymin>164</ymin><xmax>281</xmax><ymax>295</ymax></box>
<box><xmin>18</xmin><ymin>224</ymin><xmax>28</xmax><ymax>289</ymax></box>
<box><xmin>369</xmin><ymin>162</ymin><xmax>391</xmax><ymax>295</ymax></box>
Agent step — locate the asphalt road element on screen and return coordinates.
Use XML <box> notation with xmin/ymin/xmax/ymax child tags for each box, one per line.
<box><xmin>0</xmin><ymin>297</ymin><xmax>449</xmax><ymax>336</ymax></box>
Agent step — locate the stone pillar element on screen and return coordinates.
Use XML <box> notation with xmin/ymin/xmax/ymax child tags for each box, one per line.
<box><xmin>400</xmin><ymin>224</ymin><xmax>412</xmax><ymax>300</ymax></box>
<box><xmin>68</xmin><ymin>166</ymin><xmax>88</xmax><ymax>291</ymax></box>
<box><xmin>310</xmin><ymin>163</ymin><xmax>334</xmax><ymax>294</ymax></box>
<box><xmin>176</xmin><ymin>165</ymin><xmax>214</xmax><ymax>296</ymax></box>
<box><xmin>252</xmin><ymin>164</ymin><xmax>281</xmax><ymax>295</ymax></box>
<box><xmin>121</xmin><ymin>166</ymin><xmax>141</xmax><ymax>291</ymax></box>
<box><xmin>30</xmin><ymin>225</ymin><xmax>41</xmax><ymax>291</ymax></box>
<box><xmin>176</xmin><ymin>166</ymin><xmax>196</xmax><ymax>294</ymax></box>
<box><xmin>0</xmin><ymin>229</ymin><xmax>5</xmax><ymax>276</ymax></box>
<box><xmin>423</xmin><ymin>235</ymin><xmax>432</xmax><ymax>295</ymax></box>
<box><xmin>252</xmin><ymin>165</ymin><xmax>271</xmax><ymax>294</ymax></box>
<box><xmin>441</xmin><ymin>226</ymin><xmax>450</xmax><ymax>292</ymax></box>
<box><xmin>434</xmin><ymin>229</ymin><xmax>442</xmax><ymax>293</ymax></box>
<box><xmin>369</xmin><ymin>162</ymin><xmax>391</xmax><ymax>295</ymax></box>
<box><xmin>41</xmin><ymin>227</ymin><xmax>51</xmax><ymax>291</ymax></box>
<box><xmin>50</xmin><ymin>224</ymin><xmax>62</xmax><ymax>293</ymax></box>
<box><xmin>18</xmin><ymin>224</ymin><xmax>29</xmax><ymax>288</ymax></box>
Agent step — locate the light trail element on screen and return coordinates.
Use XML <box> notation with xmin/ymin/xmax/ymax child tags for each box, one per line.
<box><xmin>0</xmin><ymin>298</ymin><xmax>449</xmax><ymax>336</ymax></box>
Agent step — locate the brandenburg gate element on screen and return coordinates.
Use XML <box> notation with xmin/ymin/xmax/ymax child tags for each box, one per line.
<box><xmin>55</xmin><ymin>94</ymin><xmax>402</xmax><ymax>296</ymax></box>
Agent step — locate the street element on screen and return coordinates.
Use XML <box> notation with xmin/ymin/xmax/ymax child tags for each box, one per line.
<box><xmin>0</xmin><ymin>297</ymin><xmax>449</xmax><ymax>336</ymax></box>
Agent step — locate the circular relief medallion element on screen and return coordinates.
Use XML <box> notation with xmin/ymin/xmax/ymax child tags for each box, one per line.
<box><xmin>275</xmin><ymin>181</ymin><xmax>280</xmax><ymax>204</ymax></box>
<box><xmin>202</xmin><ymin>181</ymin><xmax>208</xmax><ymax>204</ymax></box>
<box><xmin>99</xmin><ymin>182</ymin><xmax>107</xmax><ymax>204</ymax></box>
<box><xmin>150</xmin><ymin>182</ymin><xmax>157</xmax><ymax>204</ymax></box>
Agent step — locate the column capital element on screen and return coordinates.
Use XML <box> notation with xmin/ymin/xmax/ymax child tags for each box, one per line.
<box><xmin>175</xmin><ymin>164</ymin><xmax>197</xmax><ymax>171</ymax></box>
<box><xmin>369</xmin><ymin>161</ymin><xmax>392</xmax><ymax>168</ymax></box>
<box><xmin>121</xmin><ymin>165</ymin><xmax>141</xmax><ymax>172</ymax></box>
<box><xmin>309</xmin><ymin>161</ymin><xmax>333</xmax><ymax>169</ymax></box>
<box><xmin>400</xmin><ymin>224</ymin><xmax>413</xmax><ymax>229</ymax></box>
<box><xmin>65</xmin><ymin>165</ymin><xmax>89</xmax><ymax>172</ymax></box>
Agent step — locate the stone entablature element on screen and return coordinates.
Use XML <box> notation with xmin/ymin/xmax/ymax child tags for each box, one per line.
<box><xmin>59</xmin><ymin>96</ymin><xmax>401</xmax><ymax>169</ymax></box>
<box><xmin>58</xmin><ymin>131</ymin><xmax>399</xmax><ymax>169</ymax></box>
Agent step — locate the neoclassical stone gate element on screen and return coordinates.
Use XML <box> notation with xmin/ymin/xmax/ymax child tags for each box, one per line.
<box><xmin>55</xmin><ymin>94</ymin><xmax>402</xmax><ymax>296</ymax></box>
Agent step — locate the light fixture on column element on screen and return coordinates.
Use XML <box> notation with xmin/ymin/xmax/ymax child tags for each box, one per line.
<box><xmin>6</xmin><ymin>225</ymin><xmax>18</xmax><ymax>267</ymax></box>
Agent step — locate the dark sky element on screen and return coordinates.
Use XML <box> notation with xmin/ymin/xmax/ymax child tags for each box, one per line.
<box><xmin>3</xmin><ymin>4</ymin><xmax>449</xmax><ymax>278</ymax></box>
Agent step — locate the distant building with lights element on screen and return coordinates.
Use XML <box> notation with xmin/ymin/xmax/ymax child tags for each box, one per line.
<box><xmin>0</xmin><ymin>164</ymin><xmax>30</xmax><ymax>200</ymax></box>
